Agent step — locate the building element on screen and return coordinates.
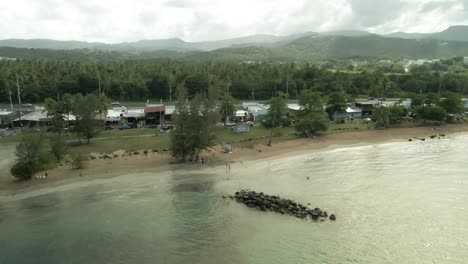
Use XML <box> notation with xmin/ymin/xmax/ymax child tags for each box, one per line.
<box><xmin>242</xmin><ymin>102</ymin><xmax>270</xmax><ymax>123</ymax></box>
<box><xmin>12</xmin><ymin>110</ymin><xmax>76</xmax><ymax>127</ymax></box>
<box><xmin>144</xmin><ymin>104</ymin><xmax>166</xmax><ymax>125</ymax></box>
<box><xmin>464</xmin><ymin>57</ymin><xmax>468</xmax><ymax>64</ymax></box>
<box><xmin>0</xmin><ymin>110</ymin><xmax>15</xmax><ymax>127</ymax></box>
<box><xmin>333</xmin><ymin>107</ymin><xmax>363</xmax><ymax>120</ymax></box>
<box><xmin>355</xmin><ymin>101</ymin><xmax>377</xmax><ymax>116</ymax></box>
<box><xmin>287</xmin><ymin>103</ymin><xmax>302</xmax><ymax>111</ymax></box>
<box><xmin>105</xmin><ymin>107</ymin><xmax>145</xmax><ymax>127</ymax></box>
<box><xmin>164</xmin><ymin>105</ymin><xmax>175</xmax><ymax>123</ymax></box>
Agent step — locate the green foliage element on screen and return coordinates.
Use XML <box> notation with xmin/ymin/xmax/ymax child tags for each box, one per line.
<box><xmin>425</xmin><ymin>93</ymin><xmax>440</xmax><ymax>106</ymax></box>
<box><xmin>72</xmin><ymin>154</ymin><xmax>87</xmax><ymax>170</ymax></box>
<box><xmin>295</xmin><ymin>89</ymin><xmax>329</xmax><ymax>136</ymax></box>
<box><xmin>73</xmin><ymin>94</ymin><xmax>103</xmax><ymax>144</ymax></box>
<box><xmin>295</xmin><ymin>112</ymin><xmax>329</xmax><ymax>136</ymax></box>
<box><xmin>325</xmin><ymin>92</ymin><xmax>347</xmax><ymax>120</ymax></box>
<box><xmin>372</xmin><ymin>107</ymin><xmax>391</xmax><ymax>128</ymax></box>
<box><xmin>170</xmin><ymin>82</ymin><xmax>218</xmax><ymax>161</ymax></box>
<box><xmin>263</xmin><ymin>95</ymin><xmax>287</xmax><ymax>128</ymax></box>
<box><xmin>415</xmin><ymin>105</ymin><xmax>447</xmax><ymax>121</ymax></box>
<box><xmin>44</xmin><ymin>97</ymin><xmax>66</xmax><ymax>133</ymax></box>
<box><xmin>10</xmin><ymin>162</ymin><xmax>35</xmax><ymax>180</ymax></box>
<box><xmin>388</xmin><ymin>105</ymin><xmax>408</xmax><ymax>124</ymax></box>
<box><xmin>408</xmin><ymin>93</ymin><xmax>425</xmax><ymax>108</ymax></box>
<box><xmin>50</xmin><ymin>134</ymin><xmax>67</xmax><ymax>161</ymax></box>
<box><xmin>10</xmin><ymin>132</ymin><xmax>55</xmax><ymax>180</ymax></box>
<box><xmin>439</xmin><ymin>92</ymin><xmax>463</xmax><ymax>114</ymax></box>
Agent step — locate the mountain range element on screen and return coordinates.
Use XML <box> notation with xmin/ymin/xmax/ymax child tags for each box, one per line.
<box><xmin>0</xmin><ymin>26</ymin><xmax>468</xmax><ymax>61</ymax></box>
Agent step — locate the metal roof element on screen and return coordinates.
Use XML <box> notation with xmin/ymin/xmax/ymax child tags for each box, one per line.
<box><xmin>144</xmin><ymin>105</ymin><xmax>165</xmax><ymax>113</ymax></box>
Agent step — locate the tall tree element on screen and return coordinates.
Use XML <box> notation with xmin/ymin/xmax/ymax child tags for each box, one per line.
<box><xmin>265</xmin><ymin>94</ymin><xmax>287</xmax><ymax>146</ymax></box>
<box><xmin>171</xmin><ymin>83</ymin><xmax>191</xmax><ymax>161</ymax></box>
<box><xmin>325</xmin><ymin>92</ymin><xmax>347</xmax><ymax>120</ymax></box>
<box><xmin>295</xmin><ymin>90</ymin><xmax>328</xmax><ymax>136</ymax></box>
<box><xmin>73</xmin><ymin>94</ymin><xmax>102</xmax><ymax>144</ymax></box>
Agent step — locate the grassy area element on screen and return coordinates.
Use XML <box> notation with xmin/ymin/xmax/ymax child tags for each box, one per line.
<box><xmin>67</xmin><ymin>126</ymin><xmax>298</xmax><ymax>155</ymax></box>
<box><xmin>326</xmin><ymin>121</ymin><xmax>373</xmax><ymax>134</ymax></box>
<box><xmin>68</xmin><ymin>134</ymin><xmax>171</xmax><ymax>155</ymax></box>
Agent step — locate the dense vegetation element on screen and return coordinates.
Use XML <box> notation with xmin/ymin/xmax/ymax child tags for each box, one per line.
<box><xmin>1</xmin><ymin>57</ymin><xmax>468</xmax><ymax>104</ymax></box>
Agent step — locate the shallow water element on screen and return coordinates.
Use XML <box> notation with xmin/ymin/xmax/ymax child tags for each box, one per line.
<box><xmin>1</xmin><ymin>136</ymin><xmax>468</xmax><ymax>264</ymax></box>
<box><xmin>0</xmin><ymin>143</ymin><xmax>15</xmax><ymax>179</ymax></box>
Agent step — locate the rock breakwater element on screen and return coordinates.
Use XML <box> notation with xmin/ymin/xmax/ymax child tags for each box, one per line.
<box><xmin>232</xmin><ymin>190</ymin><xmax>335</xmax><ymax>221</ymax></box>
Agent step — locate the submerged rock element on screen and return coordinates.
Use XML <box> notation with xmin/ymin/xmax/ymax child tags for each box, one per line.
<box><xmin>329</xmin><ymin>214</ymin><xmax>336</xmax><ymax>221</ymax></box>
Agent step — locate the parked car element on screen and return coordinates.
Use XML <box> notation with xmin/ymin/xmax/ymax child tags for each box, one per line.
<box><xmin>162</xmin><ymin>124</ymin><xmax>173</xmax><ymax>131</ymax></box>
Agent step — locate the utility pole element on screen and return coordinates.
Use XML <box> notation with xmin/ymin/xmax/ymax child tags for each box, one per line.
<box><xmin>98</xmin><ymin>72</ymin><xmax>101</xmax><ymax>96</ymax></box>
<box><xmin>8</xmin><ymin>89</ymin><xmax>13</xmax><ymax>110</ymax></box>
<box><xmin>16</xmin><ymin>74</ymin><xmax>21</xmax><ymax>105</ymax></box>
<box><xmin>169</xmin><ymin>82</ymin><xmax>172</xmax><ymax>103</ymax></box>
<box><xmin>16</xmin><ymin>74</ymin><xmax>23</xmax><ymax>131</ymax></box>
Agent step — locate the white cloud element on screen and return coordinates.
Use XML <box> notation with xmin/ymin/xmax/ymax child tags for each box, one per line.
<box><xmin>0</xmin><ymin>0</ymin><xmax>466</xmax><ymax>43</ymax></box>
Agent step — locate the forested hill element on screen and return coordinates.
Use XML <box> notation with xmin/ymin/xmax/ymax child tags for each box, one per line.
<box><xmin>1</xmin><ymin>34</ymin><xmax>468</xmax><ymax>62</ymax></box>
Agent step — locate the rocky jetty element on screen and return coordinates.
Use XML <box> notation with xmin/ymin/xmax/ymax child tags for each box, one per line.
<box><xmin>233</xmin><ymin>190</ymin><xmax>334</xmax><ymax>221</ymax></box>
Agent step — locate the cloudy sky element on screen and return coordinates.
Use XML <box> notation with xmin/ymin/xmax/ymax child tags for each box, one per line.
<box><xmin>0</xmin><ymin>0</ymin><xmax>467</xmax><ymax>43</ymax></box>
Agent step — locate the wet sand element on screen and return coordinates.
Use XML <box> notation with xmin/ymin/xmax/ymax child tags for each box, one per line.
<box><xmin>1</xmin><ymin>124</ymin><xmax>467</xmax><ymax>194</ymax></box>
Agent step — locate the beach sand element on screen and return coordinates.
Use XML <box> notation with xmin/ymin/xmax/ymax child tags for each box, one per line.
<box><xmin>1</xmin><ymin>124</ymin><xmax>467</xmax><ymax>193</ymax></box>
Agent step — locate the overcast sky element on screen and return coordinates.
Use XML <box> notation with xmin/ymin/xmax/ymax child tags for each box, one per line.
<box><xmin>0</xmin><ymin>0</ymin><xmax>467</xmax><ymax>43</ymax></box>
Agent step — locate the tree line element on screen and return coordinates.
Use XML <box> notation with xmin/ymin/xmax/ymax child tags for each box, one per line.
<box><xmin>1</xmin><ymin>58</ymin><xmax>468</xmax><ymax>104</ymax></box>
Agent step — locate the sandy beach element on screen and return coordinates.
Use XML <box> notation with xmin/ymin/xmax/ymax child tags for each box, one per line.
<box><xmin>1</xmin><ymin>124</ymin><xmax>467</xmax><ymax>193</ymax></box>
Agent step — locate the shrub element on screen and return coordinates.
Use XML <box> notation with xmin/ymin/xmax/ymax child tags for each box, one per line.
<box><xmin>72</xmin><ymin>154</ymin><xmax>86</xmax><ymax>170</ymax></box>
<box><xmin>10</xmin><ymin>162</ymin><xmax>35</xmax><ymax>180</ymax></box>
<box><xmin>50</xmin><ymin>135</ymin><xmax>67</xmax><ymax>160</ymax></box>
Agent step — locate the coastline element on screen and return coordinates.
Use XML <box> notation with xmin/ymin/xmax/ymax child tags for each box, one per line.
<box><xmin>1</xmin><ymin>124</ymin><xmax>467</xmax><ymax>195</ymax></box>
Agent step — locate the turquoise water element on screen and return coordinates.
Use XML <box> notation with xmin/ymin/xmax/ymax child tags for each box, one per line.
<box><xmin>1</xmin><ymin>136</ymin><xmax>468</xmax><ymax>263</ymax></box>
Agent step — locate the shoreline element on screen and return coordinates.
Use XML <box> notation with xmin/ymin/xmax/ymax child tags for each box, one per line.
<box><xmin>1</xmin><ymin>124</ymin><xmax>467</xmax><ymax>195</ymax></box>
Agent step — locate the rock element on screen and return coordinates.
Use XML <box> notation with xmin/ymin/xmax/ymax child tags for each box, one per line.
<box><xmin>222</xmin><ymin>196</ymin><xmax>227</xmax><ymax>199</ymax></box>
<box><xmin>408</xmin><ymin>138</ymin><xmax>412</xmax><ymax>141</ymax></box>
<box><xmin>329</xmin><ymin>214</ymin><xmax>336</xmax><ymax>221</ymax></box>
<box><xmin>307</xmin><ymin>177</ymin><xmax>310</xmax><ymax>180</ymax></box>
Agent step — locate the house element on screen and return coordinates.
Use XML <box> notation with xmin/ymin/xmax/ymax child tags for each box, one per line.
<box><xmin>164</xmin><ymin>105</ymin><xmax>175</xmax><ymax>123</ymax></box>
<box><xmin>0</xmin><ymin>110</ymin><xmax>15</xmax><ymax>127</ymax></box>
<box><xmin>235</xmin><ymin>110</ymin><xmax>249</xmax><ymax>122</ymax></box>
<box><xmin>462</xmin><ymin>99</ymin><xmax>468</xmax><ymax>111</ymax></box>
<box><xmin>287</xmin><ymin>103</ymin><xmax>302</xmax><ymax>111</ymax></box>
<box><xmin>333</xmin><ymin>107</ymin><xmax>363</xmax><ymax>120</ymax></box>
<box><xmin>246</xmin><ymin>104</ymin><xmax>268</xmax><ymax>123</ymax></box>
<box><xmin>355</xmin><ymin>101</ymin><xmax>377</xmax><ymax>116</ymax></box>
<box><xmin>12</xmin><ymin>110</ymin><xmax>76</xmax><ymax>127</ymax></box>
<box><xmin>106</xmin><ymin>107</ymin><xmax>145</xmax><ymax>127</ymax></box>
<box><xmin>144</xmin><ymin>104</ymin><xmax>166</xmax><ymax>125</ymax></box>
